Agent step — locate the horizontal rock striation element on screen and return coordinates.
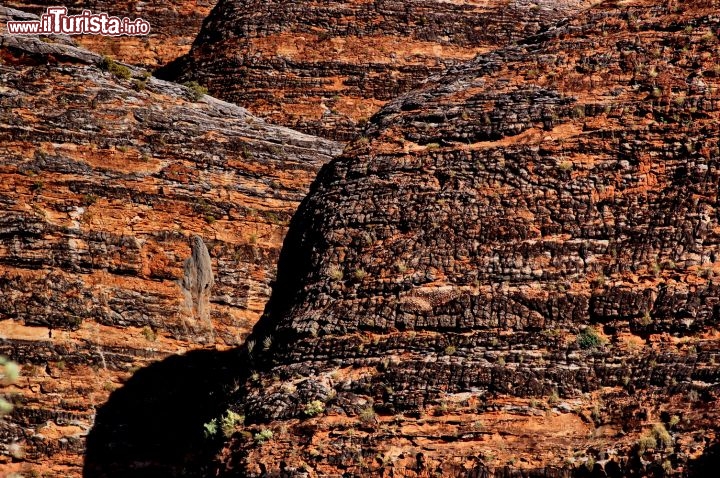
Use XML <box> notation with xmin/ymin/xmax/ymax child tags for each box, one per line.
<box><xmin>216</xmin><ymin>0</ymin><xmax>720</xmax><ymax>476</ymax></box>
<box><xmin>0</xmin><ymin>8</ymin><xmax>341</xmax><ymax>475</ymax></box>
<box><xmin>159</xmin><ymin>0</ymin><xmax>597</xmax><ymax>141</ymax></box>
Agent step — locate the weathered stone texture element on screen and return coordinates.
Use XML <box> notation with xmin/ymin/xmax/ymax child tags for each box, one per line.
<box><xmin>0</xmin><ymin>9</ymin><xmax>341</xmax><ymax>475</ymax></box>
<box><xmin>216</xmin><ymin>1</ymin><xmax>720</xmax><ymax>476</ymax></box>
<box><xmin>160</xmin><ymin>0</ymin><xmax>597</xmax><ymax>140</ymax></box>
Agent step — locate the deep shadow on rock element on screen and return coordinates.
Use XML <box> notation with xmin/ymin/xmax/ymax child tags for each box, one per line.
<box><xmin>688</xmin><ymin>440</ymin><xmax>720</xmax><ymax>477</ymax></box>
<box><xmin>83</xmin><ymin>348</ymin><xmax>247</xmax><ymax>478</ymax></box>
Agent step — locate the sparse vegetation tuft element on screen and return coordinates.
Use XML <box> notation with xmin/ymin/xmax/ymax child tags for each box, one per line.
<box><xmin>1</xmin><ymin>356</ymin><xmax>20</xmax><ymax>417</ymax></box>
<box><xmin>100</xmin><ymin>56</ymin><xmax>132</xmax><ymax>80</ymax></box>
<box><xmin>558</xmin><ymin>160</ymin><xmax>574</xmax><ymax>171</ymax></box>
<box><xmin>303</xmin><ymin>400</ymin><xmax>325</xmax><ymax>417</ymax></box>
<box><xmin>328</xmin><ymin>266</ymin><xmax>344</xmax><ymax>281</ymax></box>
<box><xmin>203</xmin><ymin>418</ymin><xmax>218</xmax><ymax>438</ymax></box>
<box><xmin>254</xmin><ymin>429</ymin><xmax>273</xmax><ymax>443</ymax></box>
<box><xmin>358</xmin><ymin>406</ymin><xmax>377</xmax><ymax>426</ymax></box>
<box><xmin>141</xmin><ymin>325</ymin><xmax>156</xmax><ymax>342</ymax></box>
<box><xmin>577</xmin><ymin>327</ymin><xmax>604</xmax><ymax>349</ymax></box>
<box><xmin>183</xmin><ymin>81</ymin><xmax>208</xmax><ymax>101</ymax></box>
<box><xmin>221</xmin><ymin>410</ymin><xmax>244</xmax><ymax>437</ymax></box>
<box><xmin>353</xmin><ymin>268</ymin><xmax>367</xmax><ymax>281</ymax></box>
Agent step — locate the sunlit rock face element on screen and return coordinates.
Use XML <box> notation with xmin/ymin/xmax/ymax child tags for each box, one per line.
<box><xmin>214</xmin><ymin>1</ymin><xmax>720</xmax><ymax>476</ymax></box>
<box><xmin>160</xmin><ymin>0</ymin><xmax>597</xmax><ymax>140</ymax></box>
<box><xmin>0</xmin><ymin>8</ymin><xmax>341</xmax><ymax>475</ymax></box>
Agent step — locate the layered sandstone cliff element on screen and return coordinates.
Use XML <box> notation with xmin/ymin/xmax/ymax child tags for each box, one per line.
<box><xmin>0</xmin><ymin>8</ymin><xmax>341</xmax><ymax>475</ymax></box>
<box><xmin>6</xmin><ymin>0</ymin><xmax>217</xmax><ymax>67</ymax></box>
<box><xmin>205</xmin><ymin>0</ymin><xmax>720</xmax><ymax>476</ymax></box>
<box><xmin>160</xmin><ymin>0</ymin><xmax>597</xmax><ymax>140</ymax></box>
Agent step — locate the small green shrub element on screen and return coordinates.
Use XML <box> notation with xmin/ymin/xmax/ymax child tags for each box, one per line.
<box><xmin>83</xmin><ymin>193</ymin><xmax>98</xmax><ymax>206</ymax></box>
<box><xmin>328</xmin><ymin>267</ymin><xmax>343</xmax><ymax>281</ymax></box>
<box><xmin>183</xmin><ymin>81</ymin><xmax>208</xmax><ymax>101</ymax></box>
<box><xmin>637</xmin><ymin>423</ymin><xmax>672</xmax><ymax>453</ymax></box>
<box><xmin>669</xmin><ymin>415</ymin><xmax>680</xmax><ymax>429</ymax></box>
<box><xmin>221</xmin><ymin>410</ymin><xmax>244</xmax><ymax>437</ymax></box>
<box><xmin>141</xmin><ymin>326</ymin><xmax>156</xmax><ymax>342</ymax></box>
<box><xmin>303</xmin><ymin>400</ymin><xmax>325</xmax><ymax>417</ymax></box>
<box><xmin>444</xmin><ymin>345</ymin><xmax>457</xmax><ymax>356</ymax></box>
<box><xmin>358</xmin><ymin>406</ymin><xmax>376</xmax><ymax>426</ymax></box>
<box><xmin>558</xmin><ymin>160</ymin><xmax>574</xmax><ymax>171</ymax></box>
<box><xmin>254</xmin><ymin>429</ymin><xmax>273</xmax><ymax>443</ymax></box>
<box><xmin>637</xmin><ymin>434</ymin><xmax>656</xmax><ymax>452</ymax></box>
<box><xmin>652</xmin><ymin>423</ymin><xmax>672</xmax><ymax>448</ymax></box>
<box><xmin>100</xmin><ymin>56</ymin><xmax>131</xmax><ymax>80</ymax></box>
<box><xmin>577</xmin><ymin>327</ymin><xmax>604</xmax><ymax>349</ymax></box>
<box><xmin>548</xmin><ymin>390</ymin><xmax>560</xmax><ymax>406</ymax></box>
<box><xmin>0</xmin><ymin>356</ymin><xmax>19</xmax><ymax>417</ymax></box>
<box><xmin>354</xmin><ymin>268</ymin><xmax>367</xmax><ymax>281</ymax></box>
<box><xmin>203</xmin><ymin>418</ymin><xmax>218</xmax><ymax>438</ymax></box>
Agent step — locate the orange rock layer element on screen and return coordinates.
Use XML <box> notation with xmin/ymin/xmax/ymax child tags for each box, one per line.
<box><xmin>203</xmin><ymin>1</ymin><xmax>720</xmax><ymax>476</ymax></box>
<box><xmin>0</xmin><ymin>9</ymin><xmax>341</xmax><ymax>475</ymax></box>
<box><xmin>160</xmin><ymin>0</ymin><xmax>598</xmax><ymax>140</ymax></box>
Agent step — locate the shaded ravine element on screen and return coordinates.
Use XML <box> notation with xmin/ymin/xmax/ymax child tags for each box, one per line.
<box><xmin>83</xmin><ymin>348</ymin><xmax>246</xmax><ymax>478</ymax></box>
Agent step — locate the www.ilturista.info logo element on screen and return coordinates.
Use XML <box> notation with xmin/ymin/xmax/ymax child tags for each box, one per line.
<box><xmin>6</xmin><ymin>7</ymin><xmax>151</xmax><ymax>36</ymax></box>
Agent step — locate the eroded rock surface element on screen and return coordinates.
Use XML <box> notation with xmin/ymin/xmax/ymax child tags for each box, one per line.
<box><xmin>214</xmin><ymin>1</ymin><xmax>720</xmax><ymax>475</ymax></box>
<box><xmin>0</xmin><ymin>9</ymin><xmax>341</xmax><ymax>475</ymax></box>
<box><xmin>160</xmin><ymin>0</ymin><xmax>597</xmax><ymax>140</ymax></box>
<box><xmin>181</xmin><ymin>235</ymin><xmax>216</xmax><ymax>325</ymax></box>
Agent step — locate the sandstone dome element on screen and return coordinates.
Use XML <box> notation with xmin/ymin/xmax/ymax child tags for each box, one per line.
<box><xmin>216</xmin><ymin>0</ymin><xmax>720</xmax><ymax>475</ymax></box>
<box><xmin>159</xmin><ymin>0</ymin><xmax>596</xmax><ymax>140</ymax></box>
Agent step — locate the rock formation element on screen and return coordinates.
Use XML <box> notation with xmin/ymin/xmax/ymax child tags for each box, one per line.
<box><xmin>181</xmin><ymin>235</ymin><xmax>216</xmax><ymax>331</ymax></box>
<box><xmin>0</xmin><ymin>7</ymin><xmax>341</xmax><ymax>475</ymax></box>
<box><xmin>209</xmin><ymin>0</ymin><xmax>720</xmax><ymax>475</ymax></box>
<box><xmin>159</xmin><ymin>0</ymin><xmax>597</xmax><ymax>140</ymax></box>
<box><xmin>5</xmin><ymin>0</ymin><xmax>217</xmax><ymax>67</ymax></box>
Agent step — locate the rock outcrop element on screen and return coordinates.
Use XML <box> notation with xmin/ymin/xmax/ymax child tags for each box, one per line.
<box><xmin>210</xmin><ymin>0</ymin><xmax>720</xmax><ymax>476</ymax></box>
<box><xmin>159</xmin><ymin>0</ymin><xmax>597</xmax><ymax>140</ymax></box>
<box><xmin>5</xmin><ymin>0</ymin><xmax>217</xmax><ymax>67</ymax></box>
<box><xmin>0</xmin><ymin>8</ymin><xmax>341</xmax><ymax>475</ymax></box>
<box><xmin>181</xmin><ymin>235</ymin><xmax>216</xmax><ymax>325</ymax></box>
